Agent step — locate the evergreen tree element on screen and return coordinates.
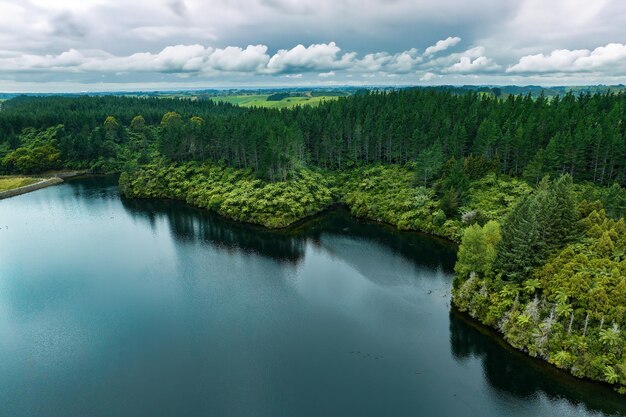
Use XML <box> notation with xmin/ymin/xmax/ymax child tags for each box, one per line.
<box><xmin>415</xmin><ymin>141</ymin><xmax>444</xmax><ymax>185</ymax></box>
<box><xmin>494</xmin><ymin>195</ymin><xmax>542</xmax><ymax>282</ymax></box>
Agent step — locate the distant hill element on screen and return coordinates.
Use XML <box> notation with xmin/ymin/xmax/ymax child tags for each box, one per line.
<box><xmin>2</xmin><ymin>84</ymin><xmax>625</xmax><ymax>102</ymax></box>
<box><xmin>419</xmin><ymin>84</ymin><xmax>626</xmax><ymax>98</ymax></box>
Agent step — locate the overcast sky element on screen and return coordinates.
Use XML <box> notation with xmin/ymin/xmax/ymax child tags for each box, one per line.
<box><xmin>1</xmin><ymin>0</ymin><xmax>626</xmax><ymax>92</ymax></box>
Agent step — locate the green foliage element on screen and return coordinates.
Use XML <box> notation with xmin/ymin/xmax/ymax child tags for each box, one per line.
<box><xmin>103</xmin><ymin>116</ymin><xmax>119</xmax><ymax>131</ymax></box>
<box><xmin>462</xmin><ymin>174</ymin><xmax>532</xmax><ymax>222</ymax></box>
<box><xmin>266</xmin><ymin>93</ymin><xmax>291</xmax><ymax>101</ymax></box>
<box><xmin>454</xmin><ymin>220</ymin><xmax>501</xmax><ymax>281</ymax></box>
<box><xmin>463</xmin><ymin>155</ymin><xmax>499</xmax><ymax>180</ymax></box>
<box><xmin>453</xmin><ymin>175</ymin><xmax>626</xmax><ymax>390</ymax></box>
<box><xmin>340</xmin><ymin>165</ymin><xmax>462</xmax><ymax>240</ymax></box>
<box><xmin>439</xmin><ymin>188</ymin><xmax>460</xmax><ymax>217</ymax></box>
<box><xmin>119</xmin><ymin>163</ymin><xmax>333</xmax><ymax>228</ymax></box>
<box><xmin>118</xmin><ymin>163</ymin><xmax>526</xmax><ymax>244</ymax></box>
<box><xmin>2</xmin><ymin>89</ymin><xmax>626</xmax><ymax>184</ymax></box>
<box><xmin>494</xmin><ymin>175</ymin><xmax>578</xmax><ymax>283</ymax></box>
<box><xmin>493</xmin><ymin>195</ymin><xmax>543</xmax><ymax>282</ymax></box>
<box><xmin>212</xmin><ymin>94</ymin><xmax>338</xmax><ymax>108</ymax></box>
<box><xmin>604</xmin><ymin>366</ymin><xmax>619</xmax><ymax>384</ymax></box>
<box><xmin>415</xmin><ymin>141</ymin><xmax>444</xmax><ymax>185</ymax></box>
<box><xmin>576</xmin><ymin>182</ymin><xmax>626</xmax><ymax>219</ymax></box>
<box><xmin>130</xmin><ymin>115</ymin><xmax>146</xmax><ymax>131</ymax></box>
<box><xmin>1</xmin><ymin>126</ymin><xmax>63</xmax><ymax>173</ymax></box>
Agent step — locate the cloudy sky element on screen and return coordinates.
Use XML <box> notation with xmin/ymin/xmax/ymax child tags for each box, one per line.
<box><xmin>1</xmin><ymin>0</ymin><xmax>626</xmax><ymax>91</ymax></box>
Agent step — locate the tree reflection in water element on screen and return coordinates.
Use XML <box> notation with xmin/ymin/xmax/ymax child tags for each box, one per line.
<box><xmin>450</xmin><ymin>309</ymin><xmax>626</xmax><ymax>416</ymax></box>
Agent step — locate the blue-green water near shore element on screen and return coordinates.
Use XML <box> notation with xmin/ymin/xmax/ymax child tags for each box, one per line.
<box><xmin>1</xmin><ymin>176</ymin><xmax>625</xmax><ymax>416</ymax></box>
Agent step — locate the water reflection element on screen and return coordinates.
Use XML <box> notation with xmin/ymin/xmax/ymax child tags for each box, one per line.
<box><xmin>450</xmin><ymin>310</ymin><xmax>626</xmax><ymax>416</ymax></box>
<box><xmin>121</xmin><ymin>197</ymin><xmax>308</xmax><ymax>262</ymax></box>
<box><xmin>120</xmin><ymin>193</ymin><xmax>457</xmax><ymax>273</ymax></box>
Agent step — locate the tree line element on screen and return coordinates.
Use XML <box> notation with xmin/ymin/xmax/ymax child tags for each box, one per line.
<box><xmin>1</xmin><ymin>89</ymin><xmax>625</xmax><ymax>186</ymax></box>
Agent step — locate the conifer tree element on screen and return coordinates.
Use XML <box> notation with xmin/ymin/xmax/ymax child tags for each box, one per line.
<box><xmin>494</xmin><ymin>195</ymin><xmax>542</xmax><ymax>282</ymax></box>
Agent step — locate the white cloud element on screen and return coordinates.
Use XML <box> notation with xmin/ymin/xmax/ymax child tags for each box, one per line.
<box><xmin>266</xmin><ymin>42</ymin><xmax>355</xmax><ymax>73</ymax></box>
<box><xmin>2</xmin><ymin>0</ymin><xmax>626</xmax><ymax>89</ymax></box>
<box><xmin>0</xmin><ymin>0</ymin><xmax>626</xmax><ymax>88</ymax></box>
<box><xmin>446</xmin><ymin>56</ymin><xmax>500</xmax><ymax>73</ymax></box>
<box><xmin>207</xmin><ymin>45</ymin><xmax>270</xmax><ymax>73</ymax></box>
<box><xmin>2</xmin><ymin>0</ymin><xmax>626</xmax><ymax>88</ymax></box>
<box><xmin>507</xmin><ymin>43</ymin><xmax>626</xmax><ymax>73</ymax></box>
<box><xmin>354</xmin><ymin>52</ymin><xmax>392</xmax><ymax>72</ymax></box>
<box><xmin>353</xmin><ymin>49</ymin><xmax>422</xmax><ymax>73</ymax></box>
<box><xmin>507</xmin><ymin>49</ymin><xmax>589</xmax><ymax>73</ymax></box>
<box><xmin>419</xmin><ymin>72</ymin><xmax>439</xmax><ymax>81</ymax></box>
<box><xmin>387</xmin><ymin>49</ymin><xmax>421</xmax><ymax>73</ymax></box>
<box><xmin>0</xmin><ymin>44</ymin><xmax>270</xmax><ymax>75</ymax></box>
<box><xmin>422</xmin><ymin>46</ymin><xmax>487</xmax><ymax>69</ymax></box>
<box><xmin>489</xmin><ymin>0</ymin><xmax>620</xmax><ymax>52</ymax></box>
<box><xmin>423</xmin><ymin>36</ymin><xmax>461</xmax><ymax>56</ymax></box>
<box><xmin>0</xmin><ymin>42</ymin><xmax>471</xmax><ymax>78</ymax></box>
<box><xmin>2</xmin><ymin>49</ymin><xmax>106</xmax><ymax>71</ymax></box>
<box><xmin>81</xmin><ymin>44</ymin><xmax>213</xmax><ymax>73</ymax></box>
<box><xmin>576</xmin><ymin>43</ymin><xmax>626</xmax><ymax>69</ymax></box>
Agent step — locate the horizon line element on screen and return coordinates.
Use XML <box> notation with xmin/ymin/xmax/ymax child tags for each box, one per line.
<box><xmin>1</xmin><ymin>83</ymin><xmax>625</xmax><ymax>95</ymax></box>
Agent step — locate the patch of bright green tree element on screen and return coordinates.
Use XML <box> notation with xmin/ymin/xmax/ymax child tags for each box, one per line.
<box><xmin>1</xmin><ymin>125</ymin><xmax>62</xmax><ymax>173</ymax></box>
<box><xmin>120</xmin><ymin>163</ymin><xmax>333</xmax><ymax>228</ymax></box>
<box><xmin>454</xmin><ymin>174</ymin><xmax>626</xmax><ymax>392</ymax></box>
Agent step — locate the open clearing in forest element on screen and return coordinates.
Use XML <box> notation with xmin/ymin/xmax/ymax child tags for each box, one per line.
<box><xmin>212</xmin><ymin>94</ymin><xmax>339</xmax><ymax>109</ymax></box>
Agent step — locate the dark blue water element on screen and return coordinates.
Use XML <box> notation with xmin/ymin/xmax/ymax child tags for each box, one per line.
<box><xmin>0</xmin><ymin>176</ymin><xmax>625</xmax><ymax>417</ymax></box>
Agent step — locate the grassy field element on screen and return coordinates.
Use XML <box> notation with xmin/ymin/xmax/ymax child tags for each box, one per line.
<box><xmin>0</xmin><ymin>176</ymin><xmax>41</xmax><ymax>191</ymax></box>
<box><xmin>212</xmin><ymin>94</ymin><xmax>339</xmax><ymax>109</ymax></box>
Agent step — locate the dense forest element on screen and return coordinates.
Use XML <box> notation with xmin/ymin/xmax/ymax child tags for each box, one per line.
<box><xmin>2</xmin><ymin>88</ymin><xmax>626</xmax><ymax>390</ymax></box>
<box><xmin>2</xmin><ymin>89</ymin><xmax>626</xmax><ymax>185</ymax></box>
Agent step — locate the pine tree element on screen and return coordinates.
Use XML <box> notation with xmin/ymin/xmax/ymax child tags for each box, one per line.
<box><xmin>415</xmin><ymin>141</ymin><xmax>444</xmax><ymax>185</ymax></box>
<box><xmin>494</xmin><ymin>195</ymin><xmax>542</xmax><ymax>282</ymax></box>
<box><xmin>548</xmin><ymin>174</ymin><xmax>579</xmax><ymax>245</ymax></box>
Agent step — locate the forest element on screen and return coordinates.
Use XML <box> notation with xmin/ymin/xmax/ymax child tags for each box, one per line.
<box><xmin>1</xmin><ymin>89</ymin><xmax>626</xmax><ymax>185</ymax></box>
<box><xmin>2</xmin><ymin>88</ymin><xmax>626</xmax><ymax>390</ymax></box>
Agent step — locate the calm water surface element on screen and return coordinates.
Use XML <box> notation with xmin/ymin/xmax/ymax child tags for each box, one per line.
<box><xmin>1</xmin><ymin>176</ymin><xmax>625</xmax><ymax>417</ymax></box>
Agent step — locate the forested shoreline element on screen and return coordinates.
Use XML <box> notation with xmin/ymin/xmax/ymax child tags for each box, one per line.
<box><xmin>2</xmin><ymin>88</ymin><xmax>626</xmax><ymax>391</ymax></box>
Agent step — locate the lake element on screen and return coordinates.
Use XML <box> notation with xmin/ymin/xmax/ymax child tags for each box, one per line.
<box><xmin>1</xmin><ymin>176</ymin><xmax>625</xmax><ymax>417</ymax></box>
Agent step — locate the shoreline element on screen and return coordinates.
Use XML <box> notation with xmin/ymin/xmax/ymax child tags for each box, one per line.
<box><xmin>123</xmin><ymin>187</ymin><xmax>622</xmax><ymax>395</ymax></box>
<box><xmin>168</xmin><ymin>197</ymin><xmax>459</xmax><ymax>249</ymax></box>
<box><xmin>0</xmin><ymin>170</ymin><xmax>90</xmax><ymax>200</ymax></box>
<box><xmin>450</xmin><ymin>307</ymin><xmax>623</xmax><ymax>398</ymax></box>
<box><xmin>122</xmin><ymin>193</ymin><xmax>460</xmax><ymax>246</ymax></box>
<box><xmin>8</xmin><ymin>172</ymin><xmax>615</xmax><ymax>395</ymax></box>
<box><xmin>123</xmin><ymin>189</ymin><xmax>623</xmax><ymax>395</ymax></box>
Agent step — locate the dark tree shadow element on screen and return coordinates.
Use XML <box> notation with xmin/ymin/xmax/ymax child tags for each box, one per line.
<box><xmin>450</xmin><ymin>309</ymin><xmax>626</xmax><ymax>416</ymax></box>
